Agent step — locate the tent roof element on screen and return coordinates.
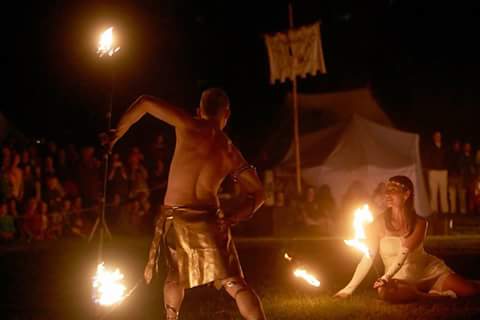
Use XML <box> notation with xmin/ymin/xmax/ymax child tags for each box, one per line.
<box><xmin>281</xmin><ymin>115</ymin><xmax>414</xmax><ymax>170</ymax></box>
<box><xmin>287</xmin><ymin>87</ymin><xmax>393</xmax><ymax>130</ymax></box>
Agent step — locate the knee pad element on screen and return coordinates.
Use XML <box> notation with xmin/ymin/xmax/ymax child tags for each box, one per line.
<box><xmin>165</xmin><ymin>304</ymin><xmax>179</xmax><ymax>320</ymax></box>
<box><xmin>223</xmin><ymin>278</ymin><xmax>250</xmax><ymax>299</ymax></box>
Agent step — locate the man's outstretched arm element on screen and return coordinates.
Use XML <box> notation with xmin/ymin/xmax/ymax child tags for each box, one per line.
<box><xmin>111</xmin><ymin>95</ymin><xmax>197</xmax><ymax>147</ymax></box>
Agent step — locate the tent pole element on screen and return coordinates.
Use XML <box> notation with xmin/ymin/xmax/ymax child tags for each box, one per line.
<box><xmin>289</xmin><ymin>2</ymin><xmax>302</xmax><ymax>195</ymax></box>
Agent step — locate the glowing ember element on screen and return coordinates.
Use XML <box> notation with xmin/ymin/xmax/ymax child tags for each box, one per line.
<box><xmin>92</xmin><ymin>262</ymin><xmax>126</xmax><ymax>306</ymax></box>
<box><xmin>284</xmin><ymin>253</ymin><xmax>292</xmax><ymax>261</ymax></box>
<box><xmin>293</xmin><ymin>268</ymin><xmax>321</xmax><ymax>287</ymax></box>
<box><xmin>344</xmin><ymin>204</ymin><xmax>374</xmax><ymax>257</ymax></box>
<box><xmin>97</xmin><ymin>27</ymin><xmax>121</xmax><ymax>57</ymax></box>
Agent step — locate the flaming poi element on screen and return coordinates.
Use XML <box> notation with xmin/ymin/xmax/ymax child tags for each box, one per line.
<box><xmin>284</xmin><ymin>252</ymin><xmax>321</xmax><ymax>287</ymax></box>
<box><xmin>92</xmin><ymin>262</ymin><xmax>127</xmax><ymax>306</ymax></box>
<box><xmin>344</xmin><ymin>204</ymin><xmax>374</xmax><ymax>257</ymax></box>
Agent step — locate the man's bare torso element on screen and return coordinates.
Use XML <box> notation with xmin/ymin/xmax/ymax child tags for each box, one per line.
<box><xmin>164</xmin><ymin>120</ymin><xmax>241</xmax><ymax>208</ymax></box>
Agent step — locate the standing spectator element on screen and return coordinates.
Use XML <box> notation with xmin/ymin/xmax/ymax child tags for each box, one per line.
<box><xmin>459</xmin><ymin>142</ymin><xmax>477</xmax><ymax>214</ymax></box>
<box><xmin>447</xmin><ymin>140</ymin><xmax>463</xmax><ymax>214</ymax></box>
<box><xmin>422</xmin><ymin>130</ymin><xmax>449</xmax><ymax>214</ymax></box>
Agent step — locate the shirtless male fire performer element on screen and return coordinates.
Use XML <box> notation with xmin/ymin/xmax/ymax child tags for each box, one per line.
<box><xmin>108</xmin><ymin>88</ymin><xmax>266</xmax><ymax>320</ymax></box>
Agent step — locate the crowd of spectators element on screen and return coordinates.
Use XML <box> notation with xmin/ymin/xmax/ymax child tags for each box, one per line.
<box><xmin>0</xmin><ymin>134</ymin><xmax>170</xmax><ymax>243</ymax></box>
<box><xmin>1</xmin><ymin>128</ymin><xmax>479</xmax><ymax>243</ymax></box>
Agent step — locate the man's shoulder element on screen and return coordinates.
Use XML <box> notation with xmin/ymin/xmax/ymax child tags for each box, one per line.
<box><xmin>176</xmin><ymin>118</ymin><xmax>212</xmax><ymax>134</ymax></box>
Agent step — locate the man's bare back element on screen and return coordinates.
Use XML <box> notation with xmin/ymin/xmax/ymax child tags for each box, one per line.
<box><xmin>165</xmin><ymin>121</ymin><xmax>242</xmax><ymax>208</ymax></box>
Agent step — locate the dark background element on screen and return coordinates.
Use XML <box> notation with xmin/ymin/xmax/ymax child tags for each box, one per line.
<box><xmin>2</xmin><ymin>0</ymin><xmax>480</xmax><ymax>163</ymax></box>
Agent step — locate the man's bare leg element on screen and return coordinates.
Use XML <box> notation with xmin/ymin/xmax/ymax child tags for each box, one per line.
<box><xmin>222</xmin><ymin>276</ymin><xmax>266</xmax><ymax>320</ymax></box>
<box><xmin>163</xmin><ymin>270</ymin><xmax>184</xmax><ymax>320</ymax></box>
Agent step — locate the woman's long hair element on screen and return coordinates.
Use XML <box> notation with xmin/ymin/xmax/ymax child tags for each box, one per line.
<box><xmin>384</xmin><ymin>175</ymin><xmax>418</xmax><ymax>237</ymax></box>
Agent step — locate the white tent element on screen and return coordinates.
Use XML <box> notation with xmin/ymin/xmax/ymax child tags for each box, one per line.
<box><xmin>280</xmin><ymin>89</ymin><xmax>431</xmax><ymax>216</ymax></box>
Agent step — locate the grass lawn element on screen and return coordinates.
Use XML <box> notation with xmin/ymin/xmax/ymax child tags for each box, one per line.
<box><xmin>1</xmin><ymin>236</ymin><xmax>480</xmax><ymax>320</ymax></box>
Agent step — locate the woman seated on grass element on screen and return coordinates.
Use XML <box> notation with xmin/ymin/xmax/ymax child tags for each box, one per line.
<box><xmin>335</xmin><ymin>175</ymin><xmax>480</xmax><ymax>303</ymax></box>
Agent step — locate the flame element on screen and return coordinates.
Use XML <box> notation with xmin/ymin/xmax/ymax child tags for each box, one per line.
<box><xmin>97</xmin><ymin>27</ymin><xmax>121</xmax><ymax>57</ymax></box>
<box><xmin>92</xmin><ymin>262</ymin><xmax>126</xmax><ymax>306</ymax></box>
<box><xmin>344</xmin><ymin>204</ymin><xmax>374</xmax><ymax>257</ymax></box>
<box><xmin>284</xmin><ymin>252</ymin><xmax>320</xmax><ymax>287</ymax></box>
<box><xmin>293</xmin><ymin>268</ymin><xmax>321</xmax><ymax>287</ymax></box>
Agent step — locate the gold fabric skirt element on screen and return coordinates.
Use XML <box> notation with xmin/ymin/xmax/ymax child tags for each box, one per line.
<box><xmin>147</xmin><ymin>205</ymin><xmax>243</xmax><ymax>289</ymax></box>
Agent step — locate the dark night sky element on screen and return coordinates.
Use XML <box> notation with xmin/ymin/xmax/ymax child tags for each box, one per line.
<box><xmin>2</xmin><ymin>0</ymin><xmax>480</xmax><ymax>163</ymax></box>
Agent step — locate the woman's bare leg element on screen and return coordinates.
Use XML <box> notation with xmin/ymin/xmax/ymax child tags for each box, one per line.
<box><xmin>441</xmin><ymin>273</ymin><xmax>480</xmax><ymax>297</ymax></box>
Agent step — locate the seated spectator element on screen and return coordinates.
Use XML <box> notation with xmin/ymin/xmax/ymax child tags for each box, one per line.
<box><xmin>127</xmin><ymin>147</ymin><xmax>149</xmax><ymax>199</ymax></box>
<box><xmin>108</xmin><ymin>153</ymin><xmax>129</xmax><ymax>200</ymax></box>
<box><xmin>0</xmin><ymin>201</ymin><xmax>15</xmax><ymax>242</ymax></box>
<box><xmin>48</xmin><ymin>203</ymin><xmax>64</xmax><ymax>240</ymax></box>
<box><xmin>107</xmin><ymin>193</ymin><xmax>127</xmax><ymax>233</ymax></box>
<box><xmin>272</xmin><ymin>191</ymin><xmax>295</xmax><ymax>236</ymax></box>
<box><xmin>128</xmin><ymin>199</ymin><xmax>146</xmax><ymax>234</ymax></box>
<box><xmin>60</xmin><ymin>199</ymin><xmax>73</xmax><ymax>234</ymax></box>
<box><xmin>300</xmin><ymin>186</ymin><xmax>332</xmax><ymax>236</ymax></box>
<box><xmin>148</xmin><ymin>159</ymin><xmax>168</xmax><ymax>209</ymax></box>
<box><xmin>44</xmin><ymin>176</ymin><xmax>65</xmax><ymax>212</ymax></box>
<box><xmin>70</xmin><ymin>196</ymin><xmax>89</xmax><ymax>238</ymax></box>
<box><xmin>8</xmin><ymin>153</ymin><xmax>24</xmax><ymax>201</ymax></box>
<box><xmin>23</xmin><ymin>200</ymin><xmax>48</xmax><ymax>241</ymax></box>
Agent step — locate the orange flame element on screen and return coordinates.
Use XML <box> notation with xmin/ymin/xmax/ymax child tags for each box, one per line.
<box><xmin>344</xmin><ymin>204</ymin><xmax>374</xmax><ymax>257</ymax></box>
<box><xmin>97</xmin><ymin>27</ymin><xmax>121</xmax><ymax>57</ymax></box>
<box><xmin>284</xmin><ymin>252</ymin><xmax>320</xmax><ymax>287</ymax></box>
<box><xmin>92</xmin><ymin>262</ymin><xmax>126</xmax><ymax>306</ymax></box>
<box><xmin>293</xmin><ymin>268</ymin><xmax>321</xmax><ymax>287</ymax></box>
